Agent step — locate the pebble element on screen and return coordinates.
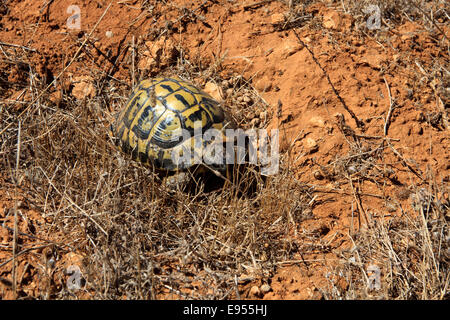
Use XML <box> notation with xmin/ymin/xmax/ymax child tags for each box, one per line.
<box><xmin>271</xmin><ymin>13</ymin><xmax>285</xmax><ymax>25</ymax></box>
<box><xmin>72</xmin><ymin>75</ymin><xmax>96</xmax><ymax>100</ymax></box>
<box><xmin>313</xmin><ymin>170</ymin><xmax>324</xmax><ymax>180</ymax></box>
<box><xmin>308</xmin><ymin>115</ymin><xmax>326</xmax><ymax>128</ymax></box>
<box><xmin>281</xmin><ymin>39</ymin><xmax>302</xmax><ymax>58</ymax></box>
<box><xmin>250</xmin><ymin>118</ymin><xmax>260</xmax><ymax>127</ymax></box>
<box><xmin>249</xmin><ymin>285</ymin><xmax>261</xmax><ymax>297</ymax></box>
<box><xmin>304</xmin><ymin>137</ymin><xmax>318</xmax><ymax>154</ymax></box>
<box><xmin>260</xmin><ymin>284</ymin><xmax>271</xmax><ymax>293</ymax></box>
<box><xmin>204</xmin><ymin>81</ymin><xmax>223</xmax><ymax>101</ymax></box>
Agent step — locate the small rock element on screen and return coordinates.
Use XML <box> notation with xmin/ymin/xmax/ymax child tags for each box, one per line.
<box><xmin>271</xmin><ymin>13</ymin><xmax>285</xmax><ymax>25</ymax></box>
<box><xmin>72</xmin><ymin>76</ymin><xmax>95</xmax><ymax>100</ymax></box>
<box><xmin>308</xmin><ymin>115</ymin><xmax>326</xmax><ymax>128</ymax></box>
<box><xmin>260</xmin><ymin>283</ymin><xmax>271</xmax><ymax>293</ymax></box>
<box><xmin>322</xmin><ymin>10</ymin><xmax>352</xmax><ymax>31</ymax></box>
<box><xmin>254</xmin><ymin>75</ymin><xmax>272</xmax><ymax>92</ymax></box>
<box><xmin>249</xmin><ymin>285</ymin><xmax>261</xmax><ymax>297</ymax></box>
<box><xmin>137</xmin><ymin>53</ymin><xmax>157</xmax><ymax>71</ymax></box>
<box><xmin>304</xmin><ymin>137</ymin><xmax>318</xmax><ymax>154</ymax></box>
<box><xmin>361</xmin><ymin>49</ymin><xmax>385</xmax><ymax>69</ymax></box>
<box><xmin>385</xmin><ymin>201</ymin><xmax>398</xmax><ymax>213</ymax></box>
<box><xmin>281</xmin><ymin>39</ymin><xmax>302</xmax><ymax>58</ymax></box>
<box><xmin>204</xmin><ymin>81</ymin><xmax>223</xmax><ymax>101</ymax></box>
<box><xmin>221</xmin><ymin>79</ymin><xmax>230</xmax><ymax>87</ymax></box>
<box><xmin>138</xmin><ymin>37</ymin><xmax>178</xmax><ymax>70</ymax></box>
<box><xmin>400</xmin><ymin>33</ymin><xmax>415</xmax><ymax>41</ymax></box>
<box><xmin>105</xmin><ymin>30</ymin><xmax>113</xmax><ymax>38</ymax></box>
<box><xmin>313</xmin><ymin>170</ymin><xmax>324</xmax><ymax>180</ymax></box>
<box><xmin>49</xmin><ymin>90</ymin><xmax>63</xmax><ymax>105</ymax></box>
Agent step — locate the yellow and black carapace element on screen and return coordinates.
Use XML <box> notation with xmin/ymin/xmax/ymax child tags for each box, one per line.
<box><xmin>111</xmin><ymin>78</ymin><xmax>235</xmax><ymax>171</ymax></box>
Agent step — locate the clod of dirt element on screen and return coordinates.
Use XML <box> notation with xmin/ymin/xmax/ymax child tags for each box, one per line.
<box><xmin>321</xmin><ymin>9</ymin><xmax>353</xmax><ymax>31</ymax></box>
<box><xmin>260</xmin><ymin>283</ymin><xmax>271</xmax><ymax>294</ymax></box>
<box><xmin>72</xmin><ymin>76</ymin><xmax>96</xmax><ymax>100</ymax></box>
<box><xmin>271</xmin><ymin>13</ymin><xmax>285</xmax><ymax>25</ymax></box>
<box><xmin>281</xmin><ymin>38</ymin><xmax>303</xmax><ymax>58</ymax></box>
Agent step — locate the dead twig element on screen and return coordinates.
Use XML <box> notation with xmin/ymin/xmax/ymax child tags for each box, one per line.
<box><xmin>0</xmin><ymin>41</ymin><xmax>37</xmax><ymax>52</ymax></box>
<box><xmin>0</xmin><ymin>245</ymin><xmax>54</xmax><ymax>269</ymax></box>
<box><xmin>243</xmin><ymin>0</ymin><xmax>275</xmax><ymax>10</ymax></box>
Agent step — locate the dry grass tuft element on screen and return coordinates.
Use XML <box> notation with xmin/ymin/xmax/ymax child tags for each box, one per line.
<box><xmin>329</xmin><ymin>183</ymin><xmax>449</xmax><ymax>299</ymax></box>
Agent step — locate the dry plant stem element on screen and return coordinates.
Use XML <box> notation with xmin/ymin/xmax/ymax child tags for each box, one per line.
<box><xmin>0</xmin><ymin>245</ymin><xmax>53</xmax><ymax>269</ymax></box>
<box><xmin>160</xmin><ymin>283</ymin><xmax>191</xmax><ymax>299</ymax></box>
<box><xmin>234</xmin><ymin>274</ymin><xmax>241</xmax><ymax>299</ymax></box>
<box><xmin>383</xmin><ymin>76</ymin><xmax>395</xmax><ymax>136</ymax></box>
<box><xmin>243</xmin><ymin>0</ymin><xmax>275</xmax><ymax>10</ymax></box>
<box><xmin>347</xmin><ymin>176</ymin><xmax>370</xmax><ymax>231</ymax></box>
<box><xmin>387</xmin><ymin>142</ymin><xmax>425</xmax><ymax>182</ymax></box>
<box><xmin>0</xmin><ymin>41</ymin><xmax>37</xmax><ymax>52</ymax></box>
<box><xmin>292</xmin><ymin>28</ymin><xmax>364</xmax><ymax>129</ymax></box>
<box><xmin>12</xmin><ymin>120</ymin><xmax>21</xmax><ymax>298</ymax></box>
<box><xmin>0</xmin><ymin>1</ymin><xmax>113</xmax><ymax>137</ymax></box>
<box><xmin>2</xmin><ymin>225</ymin><xmax>62</xmax><ymax>244</ymax></box>
<box><xmin>347</xmin><ymin>231</ymin><xmax>370</xmax><ymax>286</ymax></box>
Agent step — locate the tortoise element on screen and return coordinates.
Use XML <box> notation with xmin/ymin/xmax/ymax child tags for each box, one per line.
<box><xmin>110</xmin><ymin>77</ymin><xmax>240</xmax><ymax>188</ymax></box>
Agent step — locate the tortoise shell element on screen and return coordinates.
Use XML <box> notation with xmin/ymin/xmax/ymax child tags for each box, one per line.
<box><xmin>111</xmin><ymin>77</ymin><xmax>235</xmax><ymax>171</ymax></box>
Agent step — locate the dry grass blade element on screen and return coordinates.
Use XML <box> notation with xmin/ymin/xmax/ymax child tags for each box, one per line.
<box><xmin>11</xmin><ymin>120</ymin><xmax>21</xmax><ymax>299</ymax></box>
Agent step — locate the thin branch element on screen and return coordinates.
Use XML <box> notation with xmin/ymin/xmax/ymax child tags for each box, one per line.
<box><xmin>0</xmin><ymin>41</ymin><xmax>37</xmax><ymax>52</ymax></box>
<box><xmin>292</xmin><ymin>28</ymin><xmax>364</xmax><ymax>129</ymax></box>
<box><xmin>383</xmin><ymin>76</ymin><xmax>396</xmax><ymax>136</ymax></box>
